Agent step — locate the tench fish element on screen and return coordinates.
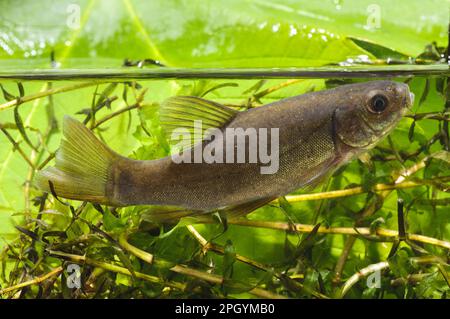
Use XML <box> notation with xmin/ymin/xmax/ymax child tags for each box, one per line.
<box><xmin>36</xmin><ymin>80</ymin><xmax>413</xmax><ymax>218</ymax></box>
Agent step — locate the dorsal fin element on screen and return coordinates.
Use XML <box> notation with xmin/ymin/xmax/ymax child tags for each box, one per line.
<box><xmin>160</xmin><ymin>96</ymin><xmax>238</xmax><ymax>148</ymax></box>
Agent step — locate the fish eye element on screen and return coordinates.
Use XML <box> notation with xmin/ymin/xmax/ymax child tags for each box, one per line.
<box><xmin>369</xmin><ymin>94</ymin><xmax>388</xmax><ymax>113</ymax></box>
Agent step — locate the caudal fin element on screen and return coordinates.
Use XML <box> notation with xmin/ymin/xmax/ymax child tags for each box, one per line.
<box><xmin>35</xmin><ymin>116</ymin><xmax>118</xmax><ymax>204</ymax></box>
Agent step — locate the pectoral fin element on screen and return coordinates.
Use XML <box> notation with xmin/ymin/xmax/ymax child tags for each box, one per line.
<box><xmin>141</xmin><ymin>197</ymin><xmax>275</xmax><ymax>224</ymax></box>
<box><xmin>140</xmin><ymin>206</ymin><xmax>203</xmax><ymax>224</ymax></box>
<box><xmin>216</xmin><ymin>197</ymin><xmax>277</xmax><ymax>220</ymax></box>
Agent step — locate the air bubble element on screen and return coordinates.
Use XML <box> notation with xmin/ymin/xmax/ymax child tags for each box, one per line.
<box><xmin>289</xmin><ymin>25</ymin><xmax>298</xmax><ymax>36</ymax></box>
<box><xmin>272</xmin><ymin>23</ymin><xmax>280</xmax><ymax>32</ymax></box>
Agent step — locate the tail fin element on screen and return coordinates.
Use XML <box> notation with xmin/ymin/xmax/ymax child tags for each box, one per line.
<box><xmin>35</xmin><ymin>116</ymin><xmax>118</xmax><ymax>204</ymax></box>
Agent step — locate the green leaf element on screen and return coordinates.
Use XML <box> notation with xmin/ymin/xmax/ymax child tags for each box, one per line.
<box><xmin>103</xmin><ymin>208</ymin><xmax>126</xmax><ymax>232</ymax></box>
<box><xmin>0</xmin><ymin>84</ymin><xmax>15</xmax><ymax>101</ymax></box>
<box><xmin>349</xmin><ymin>38</ymin><xmax>410</xmax><ymax>60</ymax></box>
<box><xmin>388</xmin><ymin>248</ymin><xmax>414</xmax><ymax>278</ymax></box>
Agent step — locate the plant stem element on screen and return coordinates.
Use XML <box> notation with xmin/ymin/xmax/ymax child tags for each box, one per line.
<box><xmin>283</xmin><ymin>175</ymin><xmax>449</xmax><ymax>203</ymax></box>
<box><xmin>0</xmin><ymin>128</ymin><xmax>35</xmax><ymax>168</ymax></box>
<box><xmin>92</xmin><ymin>103</ymin><xmax>141</xmax><ymax>129</ymax></box>
<box><xmin>0</xmin><ymin>266</ymin><xmax>63</xmax><ymax>295</ymax></box>
<box><xmin>118</xmin><ymin>232</ymin><xmax>287</xmax><ymax>299</ymax></box>
<box><xmin>340</xmin><ymin>261</ymin><xmax>389</xmax><ymax>297</ymax></box>
<box><xmin>405</xmin><ymin>111</ymin><xmax>450</xmax><ymax>121</ymax></box>
<box><xmin>47</xmin><ymin>250</ymin><xmax>185</xmax><ymax>291</ymax></box>
<box><xmin>332</xmin><ymin>155</ymin><xmax>432</xmax><ymax>283</ymax></box>
<box><xmin>91</xmin><ymin>88</ymin><xmax>147</xmax><ymax>129</ymax></box>
<box><xmin>185</xmin><ymin>225</ymin><xmax>329</xmax><ymax>298</ymax></box>
<box><xmin>252</xmin><ymin>79</ymin><xmax>304</xmax><ymax>101</ymax></box>
<box><xmin>186</xmin><ymin>225</ymin><xmax>269</xmax><ymax>271</ymax></box>
<box><xmin>0</xmin><ymin>81</ymin><xmax>105</xmax><ymax>112</ymax></box>
<box><xmin>340</xmin><ymin>256</ymin><xmax>449</xmax><ymax>297</ymax></box>
<box><xmin>201</xmin><ymin>219</ymin><xmax>450</xmax><ymax>250</ymax></box>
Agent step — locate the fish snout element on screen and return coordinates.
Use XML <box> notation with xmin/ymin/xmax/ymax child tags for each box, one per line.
<box><xmin>408</xmin><ymin>92</ymin><xmax>415</xmax><ymax>108</ymax></box>
<box><xmin>395</xmin><ymin>83</ymin><xmax>414</xmax><ymax>109</ymax></box>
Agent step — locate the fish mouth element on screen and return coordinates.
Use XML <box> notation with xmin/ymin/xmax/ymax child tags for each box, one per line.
<box><xmin>396</xmin><ymin>83</ymin><xmax>414</xmax><ymax>109</ymax></box>
<box><xmin>402</xmin><ymin>91</ymin><xmax>414</xmax><ymax>113</ymax></box>
<box><xmin>408</xmin><ymin>92</ymin><xmax>415</xmax><ymax>108</ymax></box>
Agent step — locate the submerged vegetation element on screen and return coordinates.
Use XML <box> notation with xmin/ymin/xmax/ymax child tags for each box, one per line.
<box><xmin>0</xmin><ymin>0</ymin><xmax>449</xmax><ymax>299</ymax></box>
<box><xmin>0</xmin><ymin>75</ymin><xmax>448</xmax><ymax>299</ymax></box>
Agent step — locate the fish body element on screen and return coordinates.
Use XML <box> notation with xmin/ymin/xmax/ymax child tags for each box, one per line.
<box><xmin>36</xmin><ymin>81</ymin><xmax>413</xmax><ymax>215</ymax></box>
